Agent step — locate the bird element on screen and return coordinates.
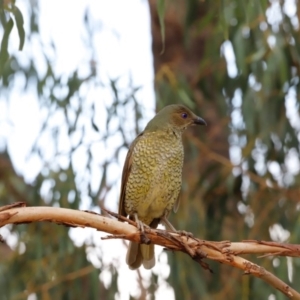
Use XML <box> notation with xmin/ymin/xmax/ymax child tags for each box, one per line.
<box><xmin>118</xmin><ymin>104</ymin><xmax>206</xmax><ymax>270</ymax></box>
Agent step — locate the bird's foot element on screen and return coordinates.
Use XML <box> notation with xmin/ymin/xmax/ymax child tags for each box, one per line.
<box><xmin>176</xmin><ymin>230</ymin><xmax>194</xmax><ymax>238</ymax></box>
<box><xmin>160</xmin><ymin>216</ymin><xmax>194</xmax><ymax>238</ymax></box>
<box><xmin>136</xmin><ymin>220</ymin><xmax>150</xmax><ymax>231</ymax></box>
<box><xmin>140</xmin><ymin>233</ymin><xmax>151</xmax><ymax>245</ymax></box>
<box><xmin>135</xmin><ymin>219</ymin><xmax>151</xmax><ymax>245</ymax></box>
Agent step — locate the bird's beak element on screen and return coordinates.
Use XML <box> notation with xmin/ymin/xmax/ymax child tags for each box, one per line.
<box><xmin>193</xmin><ymin>116</ymin><xmax>207</xmax><ymax>126</ymax></box>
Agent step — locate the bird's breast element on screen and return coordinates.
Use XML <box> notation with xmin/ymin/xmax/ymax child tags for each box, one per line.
<box><xmin>124</xmin><ymin>130</ymin><xmax>184</xmax><ymax>224</ymax></box>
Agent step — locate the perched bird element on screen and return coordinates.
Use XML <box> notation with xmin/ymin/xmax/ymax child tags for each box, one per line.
<box><xmin>118</xmin><ymin>104</ymin><xmax>206</xmax><ymax>270</ymax></box>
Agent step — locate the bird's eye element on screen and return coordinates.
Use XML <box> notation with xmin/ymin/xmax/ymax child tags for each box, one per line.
<box><xmin>181</xmin><ymin>113</ymin><xmax>188</xmax><ymax>119</ymax></box>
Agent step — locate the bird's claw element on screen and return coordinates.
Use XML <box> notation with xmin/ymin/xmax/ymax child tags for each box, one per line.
<box><xmin>136</xmin><ymin>219</ymin><xmax>151</xmax><ymax>244</ymax></box>
<box><xmin>177</xmin><ymin>230</ymin><xmax>193</xmax><ymax>238</ymax></box>
<box><xmin>140</xmin><ymin>232</ymin><xmax>151</xmax><ymax>245</ymax></box>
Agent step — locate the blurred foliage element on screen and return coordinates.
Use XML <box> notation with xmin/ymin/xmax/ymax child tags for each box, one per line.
<box><xmin>0</xmin><ymin>0</ymin><xmax>25</xmax><ymax>70</ymax></box>
<box><xmin>1</xmin><ymin>0</ymin><xmax>300</xmax><ymax>299</ymax></box>
<box><xmin>149</xmin><ymin>0</ymin><xmax>300</xmax><ymax>299</ymax></box>
<box><xmin>0</xmin><ymin>2</ymin><xmax>143</xmax><ymax>299</ymax></box>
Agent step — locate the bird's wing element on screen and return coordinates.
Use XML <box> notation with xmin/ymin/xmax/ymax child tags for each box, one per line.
<box><xmin>118</xmin><ymin>132</ymin><xmax>144</xmax><ymax>218</ymax></box>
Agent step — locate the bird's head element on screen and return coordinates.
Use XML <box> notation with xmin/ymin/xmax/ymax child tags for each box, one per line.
<box><xmin>145</xmin><ymin>104</ymin><xmax>206</xmax><ymax>133</ymax></box>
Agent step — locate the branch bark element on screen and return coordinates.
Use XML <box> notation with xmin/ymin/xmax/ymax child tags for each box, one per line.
<box><xmin>0</xmin><ymin>203</ymin><xmax>299</xmax><ymax>299</ymax></box>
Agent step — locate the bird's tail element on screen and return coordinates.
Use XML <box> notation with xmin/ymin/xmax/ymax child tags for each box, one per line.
<box><xmin>126</xmin><ymin>242</ymin><xmax>155</xmax><ymax>270</ymax></box>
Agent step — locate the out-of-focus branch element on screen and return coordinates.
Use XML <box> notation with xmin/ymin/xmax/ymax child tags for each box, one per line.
<box><xmin>0</xmin><ymin>203</ymin><xmax>299</xmax><ymax>299</ymax></box>
<box><xmin>13</xmin><ymin>265</ymin><xmax>95</xmax><ymax>300</ymax></box>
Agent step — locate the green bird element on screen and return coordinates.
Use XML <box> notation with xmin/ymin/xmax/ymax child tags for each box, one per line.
<box><xmin>118</xmin><ymin>104</ymin><xmax>206</xmax><ymax>269</ymax></box>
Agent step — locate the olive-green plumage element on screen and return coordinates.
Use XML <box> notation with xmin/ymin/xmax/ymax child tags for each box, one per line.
<box><xmin>119</xmin><ymin>104</ymin><xmax>206</xmax><ymax>270</ymax></box>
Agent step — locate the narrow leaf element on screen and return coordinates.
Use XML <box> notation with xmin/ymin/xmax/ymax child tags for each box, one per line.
<box><xmin>12</xmin><ymin>5</ymin><xmax>25</xmax><ymax>50</ymax></box>
<box><xmin>156</xmin><ymin>0</ymin><xmax>165</xmax><ymax>54</ymax></box>
<box><xmin>0</xmin><ymin>17</ymin><xmax>14</xmax><ymax>69</ymax></box>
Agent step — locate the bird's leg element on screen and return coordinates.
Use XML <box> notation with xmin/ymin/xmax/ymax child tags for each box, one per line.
<box><xmin>134</xmin><ymin>213</ymin><xmax>144</xmax><ymax>231</ymax></box>
<box><xmin>161</xmin><ymin>215</ymin><xmax>193</xmax><ymax>238</ymax></box>
<box><xmin>160</xmin><ymin>216</ymin><xmax>177</xmax><ymax>231</ymax></box>
<box><xmin>133</xmin><ymin>213</ymin><xmax>151</xmax><ymax>244</ymax></box>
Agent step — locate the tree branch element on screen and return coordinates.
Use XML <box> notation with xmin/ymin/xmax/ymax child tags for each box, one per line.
<box><xmin>0</xmin><ymin>203</ymin><xmax>299</xmax><ymax>299</ymax></box>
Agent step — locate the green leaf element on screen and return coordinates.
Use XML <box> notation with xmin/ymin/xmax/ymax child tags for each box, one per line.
<box><xmin>178</xmin><ymin>88</ymin><xmax>195</xmax><ymax>108</ymax></box>
<box><xmin>156</xmin><ymin>0</ymin><xmax>165</xmax><ymax>54</ymax></box>
<box><xmin>0</xmin><ymin>17</ymin><xmax>13</xmax><ymax>70</ymax></box>
<box><xmin>12</xmin><ymin>5</ymin><xmax>25</xmax><ymax>50</ymax></box>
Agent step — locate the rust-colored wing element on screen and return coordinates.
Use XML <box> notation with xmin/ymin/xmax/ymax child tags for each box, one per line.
<box><xmin>118</xmin><ymin>133</ymin><xmax>144</xmax><ymax>218</ymax></box>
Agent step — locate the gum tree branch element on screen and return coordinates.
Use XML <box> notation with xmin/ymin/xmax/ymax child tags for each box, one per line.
<box><xmin>0</xmin><ymin>203</ymin><xmax>299</xmax><ymax>299</ymax></box>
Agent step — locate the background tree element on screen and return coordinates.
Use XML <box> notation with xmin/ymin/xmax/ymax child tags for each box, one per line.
<box><xmin>149</xmin><ymin>0</ymin><xmax>300</xmax><ymax>299</ymax></box>
<box><xmin>1</xmin><ymin>0</ymin><xmax>300</xmax><ymax>299</ymax></box>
